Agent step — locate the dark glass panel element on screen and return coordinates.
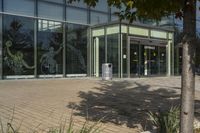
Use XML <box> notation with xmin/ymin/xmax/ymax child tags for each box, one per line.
<box><xmin>179</xmin><ymin>47</ymin><xmax>182</xmax><ymax>74</ymax></box>
<box><xmin>130</xmin><ymin>44</ymin><xmax>139</xmax><ymax>77</ymax></box>
<box><xmin>149</xmin><ymin>46</ymin><xmax>159</xmax><ymax>75</ymax></box>
<box><xmin>66</xmin><ymin>24</ymin><xmax>88</xmax><ymax>74</ymax></box>
<box><xmin>98</xmin><ymin>36</ymin><xmax>105</xmax><ymax>75</ymax></box>
<box><xmin>107</xmin><ymin>34</ymin><xmax>118</xmax><ymax>76</ymax></box>
<box><xmin>37</xmin><ymin>20</ymin><xmax>63</xmax><ymax>75</ymax></box>
<box><xmin>159</xmin><ymin>46</ymin><xmax>166</xmax><ymax>74</ymax></box>
<box><xmin>3</xmin><ymin>15</ymin><xmax>34</xmax><ymax>76</ymax></box>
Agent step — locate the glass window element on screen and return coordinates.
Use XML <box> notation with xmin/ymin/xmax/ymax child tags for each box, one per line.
<box><xmin>42</xmin><ymin>0</ymin><xmax>64</xmax><ymax>4</ymax></box>
<box><xmin>66</xmin><ymin>0</ymin><xmax>87</xmax><ymax>8</ymax></box>
<box><xmin>0</xmin><ymin>0</ymin><xmax>2</xmax><ymax>11</ymax></box>
<box><xmin>91</xmin><ymin>0</ymin><xmax>108</xmax><ymax>12</ymax></box>
<box><xmin>66</xmin><ymin>7</ymin><xmax>88</xmax><ymax>24</ymax></box>
<box><xmin>37</xmin><ymin>20</ymin><xmax>63</xmax><ymax>75</ymax></box>
<box><xmin>38</xmin><ymin>1</ymin><xmax>64</xmax><ymax>20</ymax></box>
<box><xmin>66</xmin><ymin>24</ymin><xmax>88</xmax><ymax>74</ymax></box>
<box><xmin>3</xmin><ymin>15</ymin><xmax>35</xmax><ymax>76</ymax></box>
<box><xmin>4</xmin><ymin>0</ymin><xmax>35</xmax><ymax>16</ymax></box>
<box><xmin>111</xmin><ymin>15</ymin><xmax>119</xmax><ymax>21</ymax></box>
<box><xmin>90</xmin><ymin>12</ymin><xmax>108</xmax><ymax>25</ymax></box>
<box><xmin>107</xmin><ymin>34</ymin><xmax>119</xmax><ymax>76</ymax></box>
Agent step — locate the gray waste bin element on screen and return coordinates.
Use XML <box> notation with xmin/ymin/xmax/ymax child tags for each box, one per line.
<box><xmin>102</xmin><ymin>63</ymin><xmax>112</xmax><ymax>80</ymax></box>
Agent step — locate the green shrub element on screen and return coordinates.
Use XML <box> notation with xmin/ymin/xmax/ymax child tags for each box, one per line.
<box><xmin>47</xmin><ymin>115</ymin><xmax>103</xmax><ymax>133</ymax></box>
<box><xmin>0</xmin><ymin>112</ymin><xmax>103</xmax><ymax>133</ymax></box>
<box><xmin>147</xmin><ymin>106</ymin><xmax>180</xmax><ymax>133</ymax></box>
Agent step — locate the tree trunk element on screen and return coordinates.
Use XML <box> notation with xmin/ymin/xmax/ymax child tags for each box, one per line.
<box><xmin>180</xmin><ymin>0</ymin><xmax>196</xmax><ymax>133</ymax></box>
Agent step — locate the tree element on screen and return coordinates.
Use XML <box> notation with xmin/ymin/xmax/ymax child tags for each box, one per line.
<box><xmin>69</xmin><ymin>0</ymin><xmax>199</xmax><ymax>132</ymax></box>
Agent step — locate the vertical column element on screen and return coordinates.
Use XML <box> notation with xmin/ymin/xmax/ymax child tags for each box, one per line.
<box><xmin>176</xmin><ymin>47</ymin><xmax>179</xmax><ymax>75</ymax></box>
<box><xmin>94</xmin><ymin>37</ymin><xmax>99</xmax><ymax>77</ymax></box>
<box><xmin>34</xmin><ymin>0</ymin><xmax>38</xmax><ymax>78</ymax></box>
<box><xmin>127</xmin><ymin>36</ymin><xmax>130</xmax><ymax>78</ymax></box>
<box><xmin>144</xmin><ymin>48</ymin><xmax>148</xmax><ymax>76</ymax></box>
<box><xmin>119</xmin><ymin>23</ymin><xmax>122</xmax><ymax>78</ymax></box>
<box><xmin>0</xmin><ymin>14</ymin><xmax>2</xmax><ymax>79</ymax></box>
<box><xmin>63</xmin><ymin>23</ymin><xmax>66</xmax><ymax>77</ymax></box>
<box><xmin>105</xmin><ymin>27</ymin><xmax>107</xmax><ymax>63</ymax></box>
<box><xmin>34</xmin><ymin>19</ymin><xmax>38</xmax><ymax>78</ymax></box>
<box><xmin>171</xmin><ymin>34</ymin><xmax>175</xmax><ymax>76</ymax></box>
<box><xmin>63</xmin><ymin>0</ymin><xmax>66</xmax><ymax>77</ymax></box>
<box><xmin>167</xmin><ymin>40</ymin><xmax>171</xmax><ymax>76</ymax></box>
<box><xmin>87</xmin><ymin>28</ymin><xmax>92</xmax><ymax>77</ymax></box>
<box><xmin>126</xmin><ymin>25</ymin><xmax>129</xmax><ymax>78</ymax></box>
<box><xmin>120</xmin><ymin>34</ymin><xmax>123</xmax><ymax>78</ymax></box>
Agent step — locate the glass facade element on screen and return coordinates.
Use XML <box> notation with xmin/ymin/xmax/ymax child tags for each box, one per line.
<box><xmin>0</xmin><ymin>0</ymin><xmax>186</xmax><ymax>79</ymax></box>
<box><xmin>0</xmin><ymin>0</ymin><xmax>110</xmax><ymax>79</ymax></box>
<box><xmin>91</xmin><ymin>24</ymin><xmax>173</xmax><ymax>78</ymax></box>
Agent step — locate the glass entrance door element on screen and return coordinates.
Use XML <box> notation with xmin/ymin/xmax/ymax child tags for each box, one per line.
<box><xmin>143</xmin><ymin>45</ymin><xmax>159</xmax><ymax>76</ymax></box>
<box><xmin>130</xmin><ymin>43</ymin><xmax>167</xmax><ymax>77</ymax></box>
<box><xmin>130</xmin><ymin>44</ymin><xmax>140</xmax><ymax>77</ymax></box>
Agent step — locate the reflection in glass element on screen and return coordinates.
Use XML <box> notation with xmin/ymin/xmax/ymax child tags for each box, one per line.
<box><xmin>91</xmin><ymin>0</ymin><xmax>108</xmax><ymax>12</ymax></box>
<box><xmin>66</xmin><ymin>7</ymin><xmax>88</xmax><ymax>24</ymax></box>
<box><xmin>90</xmin><ymin>12</ymin><xmax>108</xmax><ymax>25</ymax></box>
<box><xmin>3</xmin><ymin>15</ymin><xmax>34</xmax><ymax>76</ymax></box>
<box><xmin>66</xmin><ymin>24</ymin><xmax>88</xmax><ymax>74</ymax></box>
<box><xmin>38</xmin><ymin>1</ymin><xmax>64</xmax><ymax>20</ymax></box>
<box><xmin>38</xmin><ymin>20</ymin><xmax>63</xmax><ymax>75</ymax></box>
<box><xmin>129</xmin><ymin>44</ymin><xmax>166</xmax><ymax>77</ymax></box>
<box><xmin>4</xmin><ymin>0</ymin><xmax>35</xmax><ymax>16</ymax></box>
<box><xmin>142</xmin><ymin>46</ymin><xmax>159</xmax><ymax>75</ymax></box>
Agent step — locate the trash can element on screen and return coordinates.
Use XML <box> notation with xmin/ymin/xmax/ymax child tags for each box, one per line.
<box><xmin>102</xmin><ymin>63</ymin><xmax>112</xmax><ymax>80</ymax></box>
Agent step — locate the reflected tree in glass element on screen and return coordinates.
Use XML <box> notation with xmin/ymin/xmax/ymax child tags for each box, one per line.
<box><xmin>66</xmin><ymin>24</ymin><xmax>88</xmax><ymax>74</ymax></box>
<box><xmin>3</xmin><ymin>15</ymin><xmax>34</xmax><ymax>76</ymax></box>
<box><xmin>37</xmin><ymin>20</ymin><xmax>63</xmax><ymax>75</ymax></box>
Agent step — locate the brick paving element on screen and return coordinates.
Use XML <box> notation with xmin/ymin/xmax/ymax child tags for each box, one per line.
<box><xmin>0</xmin><ymin>76</ymin><xmax>200</xmax><ymax>133</ymax></box>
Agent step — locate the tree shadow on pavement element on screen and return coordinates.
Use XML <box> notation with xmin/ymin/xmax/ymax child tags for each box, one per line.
<box><xmin>67</xmin><ymin>80</ymin><xmax>200</xmax><ymax>129</ymax></box>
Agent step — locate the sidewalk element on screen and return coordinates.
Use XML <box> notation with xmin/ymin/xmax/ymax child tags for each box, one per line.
<box><xmin>0</xmin><ymin>76</ymin><xmax>200</xmax><ymax>132</ymax></box>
